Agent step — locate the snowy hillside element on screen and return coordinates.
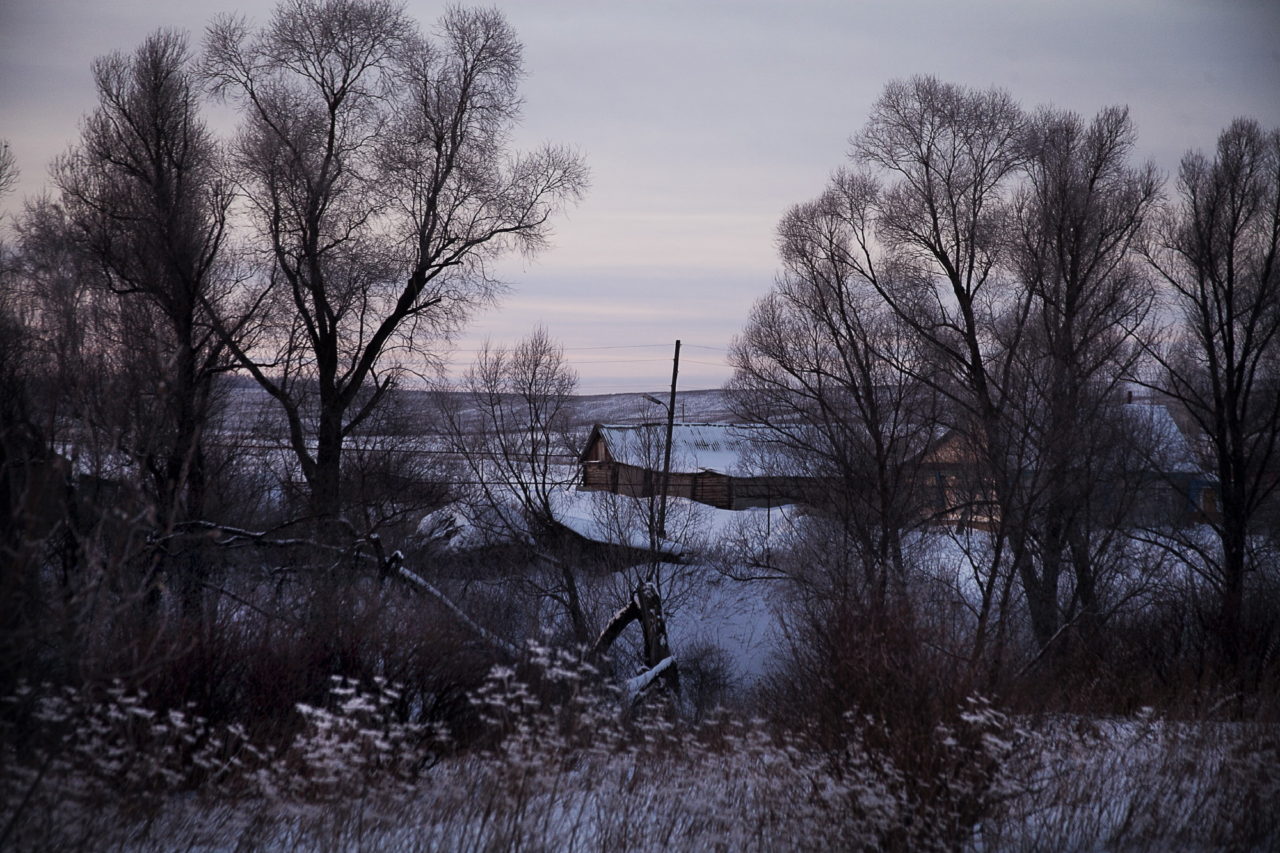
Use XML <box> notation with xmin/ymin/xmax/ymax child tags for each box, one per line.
<box><xmin>215</xmin><ymin>376</ymin><xmax>740</xmax><ymax>436</ymax></box>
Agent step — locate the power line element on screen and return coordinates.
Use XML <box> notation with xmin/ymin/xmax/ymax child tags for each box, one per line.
<box><xmin>560</xmin><ymin>358</ymin><xmax>673</xmax><ymax>365</ymax></box>
<box><xmin>563</xmin><ymin>344</ymin><xmax>671</xmax><ymax>351</ymax></box>
<box><xmin>443</xmin><ymin>342</ymin><xmax>730</xmax><ymax>355</ymax></box>
<box><xmin>442</xmin><ymin>356</ymin><xmax>727</xmax><ymax>366</ymax></box>
<box><xmin>446</xmin><ymin>343</ymin><xmax>670</xmax><ymax>354</ymax></box>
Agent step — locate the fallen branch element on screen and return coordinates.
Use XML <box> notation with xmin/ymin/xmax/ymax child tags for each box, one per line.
<box><xmin>625</xmin><ymin>656</ymin><xmax>675</xmax><ymax>700</ymax></box>
<box><xmin>165</xmin><ymin>519</ymin><xmax>359</xmax><ymax>556</ymax></box>
<box><xmin>169</xmin><ymin>520</ymin><xmax>516</xmax><ymax>657</ymax></box>
<box><xmin>395</xmin><ymin>563</ymin><xmax>519</xmax><ymax>657</ymax></box>
<box><xmin>199</xmin><ymin>581</ymin><xmax>302</xmax><ymax>628</ymax></box>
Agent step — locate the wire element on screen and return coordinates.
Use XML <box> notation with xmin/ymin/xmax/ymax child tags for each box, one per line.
<box><xmin>447</xmin><ymin>343</ymin><xmax>672</xmax><ymax>354</ymax></box>
<box><xmin>445</xmin><ymin>342</ymin><xmax>729</xmax><ymax>355</ymax></box>
<box><xmin>560</xmin><ymin>358</ymin><xmax>673</xmax><ymax>365</ymax></box>
<box><xmin>563</xmin><ymin>344</ymin><xmax>672</xmax><ymax>351</ymax></box>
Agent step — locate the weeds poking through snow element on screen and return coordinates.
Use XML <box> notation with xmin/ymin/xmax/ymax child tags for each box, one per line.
<box><xmin>276</xmin><ymin>675</ymin><xmax>446</xmax><ymax>802</ymax></box>
<box><xmin>1</xmin><ymin>655</ymin><xmax>1275</xmax><ymax>851</ymax></box>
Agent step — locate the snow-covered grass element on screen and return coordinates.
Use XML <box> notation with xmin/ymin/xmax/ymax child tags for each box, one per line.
<box><xmin>5</xmin><ymin>646</ymin><xmax>1272</xmax><ymax>852</ymax></box>
<box><xmin>977</xmin><ymin>712</ymin><xmax>1280</xmax><ymax>852</ymax></box>
<box><xmin>0</xmin><ymin>645</ymin><xmax>994</xmax><ymax>851</ymax></box>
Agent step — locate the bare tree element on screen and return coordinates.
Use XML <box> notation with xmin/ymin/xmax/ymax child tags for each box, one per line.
<box><xmin>12</xmin><ymin>199</ymin><xmax>141</xmax><ymax>554</ymax></box>
<box><xmin>0</xmin><ymin>142</ymin><xmax>39</xmax><ymax>672</ymax></box>
<box><xmin>0</xmin><ymin>142</ymin><xmax>16</xmax><ymax>200</ymax></box>
<box><xmin>728</xmin><ymin>172</ymin><xmax>941</xmax><ymax>618</ymax></box>
<box><xmin>54</xmin><ymin>30</ymin><xmax>234</xmax><ymax>548</ymax></box>
<box><xmin>460</xmin><ymin>328</ymin><xmax>579</xmax><ymax>529</ymax></box>
<box><xmin>441</xmin><ymin>327</ymin><xmax>590</xmax><ymax>642</ymax></box>
<box><xmin>4</xmin><ymin>195</ymin><xmax>196</xmax><ymax>688</ymax></box>
<box><xmin>1002</xmin><ymin>105</ymin><xmax>1161</xmax><ymax>654</ymax></box>
<box><xmin>203</xmin><ymin>0</ymin><xmax>586</xmax><ymax>530</ymax></box>
<box><xmin>1143</xmin><ymin>119</ymin><xmax>1280</xmax><ymax>681</ymax></box>
<box><xmin>840</xmin><ymin>76</ymin><xmax>1031</xmax><ymax>672</ymax></box>
<box><xmin>759</xmin><ymin>79</ymin><xmax>1166</xmax><ymax>676</ymax></box>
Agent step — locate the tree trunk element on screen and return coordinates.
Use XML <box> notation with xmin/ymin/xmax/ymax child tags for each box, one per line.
<box><xmin>635</xmin><ymin>582</ymin><xmax>680</xmax><ymax>698</ymax></box>
<box><xmin>1219</xmin><ymin>515</ymin><xmax>1248</xmax><ymax>681</ymax></box>
<box><xmin>311</xmin><ymin>409</ymin><xmax>344</xmax><ymax>532</ymax></box>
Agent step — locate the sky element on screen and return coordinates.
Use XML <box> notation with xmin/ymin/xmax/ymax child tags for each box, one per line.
<box><xmin>2</xmin><ymin>0</ymin><xmax>1278</xmax><ymax>393</ymax></box>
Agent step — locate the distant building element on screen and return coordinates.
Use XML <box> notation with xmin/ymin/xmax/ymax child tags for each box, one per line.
<box><xmin>581</xmin><ymin>400</ymin><xmax>1224</xmax><ymax>528</ymax></box>
<box><xmin>916</xmin><ymin>399</ymin><xmax>1220</xmax><ymax>530</ymax></box>
<box><xmin>578</xmin><ymin>423</ymin><xmax>807</xmax><ymax>510</ymax></box>
<box><xmin>1121</xmin><ymin>399</ymin><xmax>1220</xmax><ymax>526</ymax></box>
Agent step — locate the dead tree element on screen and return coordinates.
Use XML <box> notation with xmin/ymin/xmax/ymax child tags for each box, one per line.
<box><xmin>591</xmin><ymin>581</ymin><xmax>680</xmax><ymax>701</ymax></box>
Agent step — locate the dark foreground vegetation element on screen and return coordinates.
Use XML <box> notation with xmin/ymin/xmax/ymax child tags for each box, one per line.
<box><xmin>1</xmin><ymin>0</ymin><xmax>1278</xmax><ymax>849</ymax></box>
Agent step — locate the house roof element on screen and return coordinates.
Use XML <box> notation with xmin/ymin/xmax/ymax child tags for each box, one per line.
<box><xmin>582</xmin><ymin>403</ymin><xmax>1205</xmax><ymax>481</ymax></box>
<box><xmin>581</xmin><ymin>422</ymin><xmax>773</xmax><ymax>477</ymax></box>
<box><xmin>919</xmin><ymin>402</ymin><xmax>1206</xmax><ymax>475</ymax></box>
<box><xmin>1123</xmin><ymin>401</ymin><xmax>1203</xmax><ymax>474</ymax></box>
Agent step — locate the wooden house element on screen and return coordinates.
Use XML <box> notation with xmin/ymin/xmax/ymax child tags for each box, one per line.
<box><xmin>578</xmin><ymin>423</ymin><xmax>807</xmax><ymax>510</ymax></box>
<box><xmin>578</xmin><ymin>398</ymin><xmax>1222</xmax><ymax>526</ymax></box>
<box><xmin>915</xmin><ymin>400</ymin><xmax>1220</xmax><ymax>530</ymax></box>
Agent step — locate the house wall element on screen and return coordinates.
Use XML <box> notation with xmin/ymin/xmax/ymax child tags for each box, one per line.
<box><xmin>729</xmin><ymin>476</ymin><xmax>810</xmax><ymax>509</ymax></box>
<box><xmin>581</xmin><ymin>459</ymin><xmax>810</xmax><ymax>511</ymax></box>
<box><xmin>582</xmin><ymin>461</ymin><xmax>727</xmax><ymax>505</ymax></box>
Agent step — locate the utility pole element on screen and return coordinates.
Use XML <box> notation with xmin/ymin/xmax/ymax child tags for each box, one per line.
<box><xmin>657</xmin><ymin>339</ymin><xmax>680</xmax><ymax>539</ymax></box>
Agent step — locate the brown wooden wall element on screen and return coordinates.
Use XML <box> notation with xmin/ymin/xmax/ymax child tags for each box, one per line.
<box><xmin>581</xmin><ymin>460</ymin><xmax>807</xmax><ymax>510</ymax></box>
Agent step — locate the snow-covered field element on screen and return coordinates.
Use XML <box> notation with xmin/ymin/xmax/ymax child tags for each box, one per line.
<box><xmin>215</xmin><ymin>377</ymin><xmax>739</xmax><ymax>436</ymax></box>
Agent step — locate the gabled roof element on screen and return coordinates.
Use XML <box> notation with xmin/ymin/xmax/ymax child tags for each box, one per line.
<box><xmin>1123</xmin><ymin>401</ymin><xmax>1203</xmax><ymax>474</ymax></box>
<box><xmin>580</xmin><ymin>422</ymin><xmax>773</xmax><ymax>477</ymax></box>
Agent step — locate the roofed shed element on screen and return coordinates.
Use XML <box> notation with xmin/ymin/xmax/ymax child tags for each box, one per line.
<box><xmin>578</xmin><ymin>423</ymin><xmax>804</xmax><ymax>509</ymax></box>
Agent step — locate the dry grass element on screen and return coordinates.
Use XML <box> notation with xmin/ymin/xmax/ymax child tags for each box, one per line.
<box><xmin>7</xmin><ymin>643</ymin><xmax>1273</xmax><ymax>852</ymax></box>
